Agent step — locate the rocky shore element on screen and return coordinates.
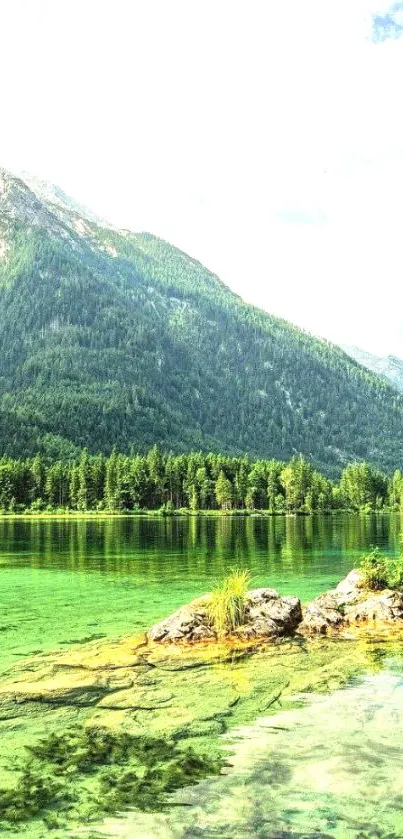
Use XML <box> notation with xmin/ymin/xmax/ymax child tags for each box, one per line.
<box><xmin>1</xmin><ymin>569</ymin><xmax>402</xmax><ymax>834</ymax></box>
<box><xmin>148</xmin><ymin>569</ymin><xmax>403</xmax><ymax>643</ymax></box>
<box><xmin>300</xmin><ymin>568</ymin><xmax>403</xmax><ymax>634</ymax></box>
<box><xmin>148</xmin><ymin>588</ymin><xmax>302</xmax><ymax>643</ymax></box>
<box><xmin>0</xmin><ymin>571</ymin><xmax>399</xmax><ymax>724</ymax></box>
<box><xmin>1</xmin><ymin>569</ymin><xmax>401</xmax><ymax>722</ymax></box>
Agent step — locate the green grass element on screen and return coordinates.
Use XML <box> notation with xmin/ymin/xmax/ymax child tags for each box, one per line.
<box><xmin>207</xmin><ymin>569</ymin><xmax>252</xmax><ymax>635</ymax></box>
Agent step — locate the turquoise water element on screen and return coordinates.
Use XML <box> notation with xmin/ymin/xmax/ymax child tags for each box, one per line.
<box><xmin>2</xmin><ymin>514</ymin><xmax>403</xmax><ymax>838</ymax></box>
<box><xmin>0</xmin><ymin>513</ymin><xmax>401</xmax><ymax>675</ymax></box>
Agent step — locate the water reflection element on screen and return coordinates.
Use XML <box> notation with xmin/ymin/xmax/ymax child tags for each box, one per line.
<box><xmin>0</xmin><ymin>513</ymin><xmax>402</xmax><ymax>576</ymax></box>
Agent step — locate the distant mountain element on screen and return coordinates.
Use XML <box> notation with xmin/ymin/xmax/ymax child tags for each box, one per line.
<box><xmin>17</xmin><ymin>171</ymin><xmax>110</xmax><ymax>228</ymax></box>
<box><xmin>342</xmin><ymin>345</ymin><xmax>403</xmax><ymax>394</ymax></box>
<box><xmin>1</xmin><ymin>167</ymin><xmax>403</xmax><ymax>475</ymax></box>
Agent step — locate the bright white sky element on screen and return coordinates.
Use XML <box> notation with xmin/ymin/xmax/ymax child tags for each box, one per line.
<box><xmin>1</xmin><ymin>0</ymin><xmax>403</xmax><ymax>356</ymax></box>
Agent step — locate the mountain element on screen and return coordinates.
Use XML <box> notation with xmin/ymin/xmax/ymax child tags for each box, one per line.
<box><xmin>342</xmin><ymin>345</ymin><xmax>403</xmax><ymax>394</ymax></box>
<box><xmin>1</xmin><ymin>167</ymin><xmax>403</xmax><ymax>476</ymax></box>
<box><xmin>17</xmin><ymin>171</ymin><xmax>111</xmax><ymax>228</ymax></box>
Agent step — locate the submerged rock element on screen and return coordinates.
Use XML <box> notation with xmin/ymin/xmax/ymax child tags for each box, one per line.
<box><xmin>300</xmin><ymin>569</ymin><xmax>403</xmax><ymax>634</ymax></box>
<box><xmin>148</xmin><ymin>589</ymin><xmax>302</xmax><ymax>644</ymax></box>
<box><xmin>0</xmin><ymin>620</ymin><xmax>383</xmax><ymax>836</ymax></box>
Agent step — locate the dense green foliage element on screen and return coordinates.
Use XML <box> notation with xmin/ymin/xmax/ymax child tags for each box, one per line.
<box><xmin>0</xmin><ymin>448</ymin><xmax>401</xmax><ymax>514</ymax></box>
<box><xmin>1</xmin><ymin>171</ymin><xmax>403</xmax><ymax>474</ymax></box>
<box><xmin>360</xmin><ymin>547</ymin><xmax>403</xmax><ymax>591</ymax></box>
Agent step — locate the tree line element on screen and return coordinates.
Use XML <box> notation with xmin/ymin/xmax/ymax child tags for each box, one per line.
<box><xmin>0</xmin><ymin>447</ymin><xmax>401</xmax><ymax>514</ymax></box>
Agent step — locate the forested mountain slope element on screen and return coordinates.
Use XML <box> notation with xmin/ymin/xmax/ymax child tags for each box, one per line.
<box><xmin>343</xmin><ymin>345</ymin><xmax>403</xmax><ymax>395</ymax></box>
<box><xmin>0</xmin><ymin>168</ymin><xmax>402</xmax><ymax>476</ymax></box>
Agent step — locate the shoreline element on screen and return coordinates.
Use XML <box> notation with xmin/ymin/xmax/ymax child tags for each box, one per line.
<box><xmin>0</xmin><ymin>509</ymin><xmax>399</xmax><ymax>521</ymax></box>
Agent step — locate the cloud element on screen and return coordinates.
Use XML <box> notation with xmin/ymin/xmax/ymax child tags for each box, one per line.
<box><xmin>274</xmin><ymin>209</ymin><xmax>327</xmax><ymax>226</ymax></box>
<box><xmin>373</xmin><ymin>2</ymin><xmax>403</xmax><ymax>42</ymax></box>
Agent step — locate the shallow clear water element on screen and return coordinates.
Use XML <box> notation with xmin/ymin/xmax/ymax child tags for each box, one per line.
<box><xmin>1</xmin><ymin>513</ymin><xmax>403</xmax><ymax>838</ymax></box>
<box><xmin>0</xmin><ymin>513</ymin><xmax>401</xmax><ymax>675</ymax></box>
<box><xmin>99</xmin><ymin>667</ymin><xmax>403</xmax><ymax>838</ymax></box>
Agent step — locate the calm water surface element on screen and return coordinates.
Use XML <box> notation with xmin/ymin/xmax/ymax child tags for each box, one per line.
<box><xmin>103</xmin><ymin>668</ymin><xmax>403</xmax><ymax>839</ymax></box>
<box><xmin>1</xmin><ymin>513</ymin><xmax>403</xmax><ymax>838</ymax></box>
<box><xmin>0</xmin><ymin>513</ymin><xmax>401</xmax><ymax>675</ymax></box>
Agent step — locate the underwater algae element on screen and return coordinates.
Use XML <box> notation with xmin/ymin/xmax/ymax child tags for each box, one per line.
<box><xmin>0</xmin><ymin>725</ymin><xmax>223</xmax><ymax>831</ymax></box>
<box><xmin>0</xmin><ymin>627</ymin><xmax>396</xmax><ymax>837</ymax></box>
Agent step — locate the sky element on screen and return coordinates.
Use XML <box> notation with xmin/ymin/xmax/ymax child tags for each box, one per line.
<box><xmin>1</xmin><ymin>0</ymin><xmax>403</xmax><ymax>357</ymax></box>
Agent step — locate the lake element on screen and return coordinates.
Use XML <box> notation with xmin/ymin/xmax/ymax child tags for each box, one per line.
<box><xmin>1</xmin><ymin>513</ymin><xmax>403</xmax><ymax>837</ymax></box>
<box><xmin>1</xmin><ymin>513</ymin><xmax>400</xmax><ymax>673</ymax></box>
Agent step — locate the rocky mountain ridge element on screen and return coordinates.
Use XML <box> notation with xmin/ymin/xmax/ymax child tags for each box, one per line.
<box><xmin>342</xmin><ymin>344</ymin><xmax>403</xmax><ymax>394</ymax></box>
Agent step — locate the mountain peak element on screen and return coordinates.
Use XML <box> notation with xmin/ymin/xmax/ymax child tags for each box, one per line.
<box><xmin>0</xmin><ymin>168</ymin><xmax>113</xmax><ymax>253</ymax></box>
<box><xmin>0</xmin><ymin>168</ymin><xmax>44</xmax><ymax>222</ymax></box>
<box><xmin>0</xmin><ymin>167</ymin><xmax>72</xmax><ymax>236</ymax></box>
<box><xmin>1</xmin><ymin>169</ymin><xmax>403</xmax><ymax>473</ymax></box>
<box><xmin>342</xmin><ymin>345</ymin><xmax>403</xmax><ymax>393</ymax></box>
<box><xmin>18</xmin><ymin>171</ymin><xmax>110</xmax><ymax>228</ymax></box>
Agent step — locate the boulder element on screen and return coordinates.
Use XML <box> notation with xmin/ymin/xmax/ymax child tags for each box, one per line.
<box><xmin>334</xmin><ymin>568</ymin><xmax>365</xmax><ymax>600</ymax></box>
<box><xmin>301</xmin><ymin>593</ymin><xmax>344</xmax><ymax>635</ymax></box>
<box><xmin>239</xmin><ymin>591</ymin><xmax>302</xmax><ymax>639</ymax></box>
<box><xmin>148</xmin><ymin>589</ymin><xmax>302</xmax><ymax>644</ymax></box>
<box><xmin>148</xmin><ymin>597</ymin><xmax>215</xmax><ymax>643</ymax></box>
<box><xmin>300</xmin><ymin>569</ymin><xmax>403</xmax><ymax>634</ymax></box>
<box><xmin>348</xmin><ymin>590</ymin><xmax>403</xmax><ymax>623</ymax></box>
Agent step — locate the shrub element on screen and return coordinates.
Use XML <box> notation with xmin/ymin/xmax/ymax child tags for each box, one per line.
<box><xmin>30</xmin><ymin>498</ymin><xmax>45</xmax><ymax>512</ymax></box>
<box><xmin>360</xmin><ymin>548</ymin><xmax>403</xmax><ymax>591</ymax></box>
<box><xmin>207</xmin><ymin>569</ymin><xmax>252</xmax><ymax>634</ymax></box>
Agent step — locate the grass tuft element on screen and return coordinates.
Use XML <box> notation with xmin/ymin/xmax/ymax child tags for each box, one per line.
<box><xmin>207</xmin><ymin>568</ymin><xmax>252</xmax><ymax>634</ymax></box>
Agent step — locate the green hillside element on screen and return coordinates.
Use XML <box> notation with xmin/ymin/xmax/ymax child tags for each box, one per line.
<box><xmin>0</xmin><ymin>168</ymin><xmax>402</xmax><ymax>476</ymax></box>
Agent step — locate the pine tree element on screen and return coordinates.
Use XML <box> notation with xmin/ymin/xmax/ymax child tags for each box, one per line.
<box><xmin>215</xmin><ymin>470</ymin><xmax>232</xmax><ymax>510</ymax></box>
<box><xmin>31</xmin><ymin>454</ymin><xmax>45</xmax><ymax>503</ymax></box>
<box><xmin>105</xmin><ymin>450</ymin><xmax>119</xmax><ymax>511</ymax></box>
<box><xmin>77</xmin><ymin>450</ymin><xmax>89</xmax><ymax>511</ymax></box>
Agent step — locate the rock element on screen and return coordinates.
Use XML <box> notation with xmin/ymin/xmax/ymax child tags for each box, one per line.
<box><xmin>148</xmin><ymin>589</ymin><xmax>302</xmax><ymax>644</ymax></box>
<box><xmin>232</xmin><ymin>618</ymin><xmax>279</xmax><ymax>640</ymax></box>
<box><xmin>300</xmin><ymin>593</ymin><xmax>344</xmax><ymax>635</ymax></box>
<box><xmin>246</xmin><ymin>594</ymin><xmax>302</xmax><ymax>635</ymax></box>
<box><xmin>300</xmin><ymin>569</ymin><xmax>403</xmax><ymax>634</ymax></box>
<box><xmin>246</xmin><ymin>588</ymin><xmax>280</xmax><ymax>604</ymax></box>
<box><xmin>348</xmin><ymin>589</ymin><xmax>403</xmax><ymax>623</ymax></box>
<box><xmin>334</xmin><ymin>568</ymin><xmax>365</xmax><ymax>600</ymax></box>
<box><xmin>148</xmin><ymin>597</ymin><xmax>215</xmax><ymax>644</ymax></box>
<box><xmin>191</xmin><ymin>625</ymin><xmax>216</xmax><ymax>642</ymax></box>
